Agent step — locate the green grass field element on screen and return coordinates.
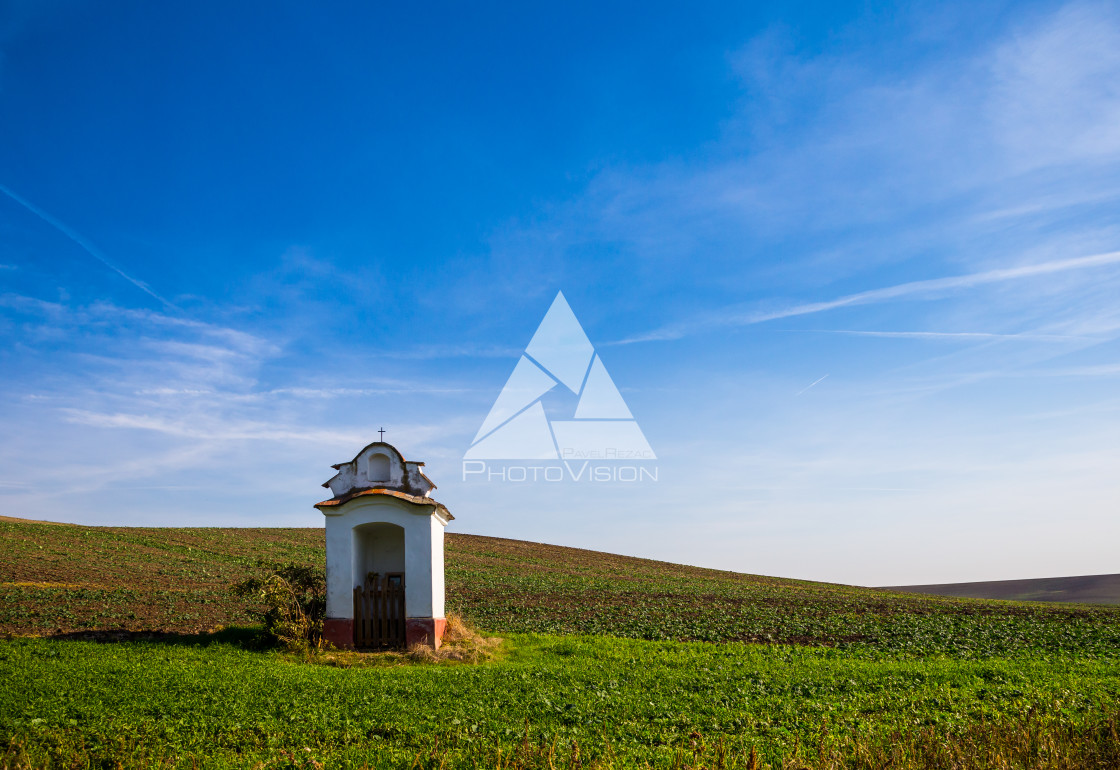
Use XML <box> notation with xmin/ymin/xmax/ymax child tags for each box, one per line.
<box><xmin>2</xmin><ymin>519</ymin><xmax>1119</xmax><ymax>768</ymax></box>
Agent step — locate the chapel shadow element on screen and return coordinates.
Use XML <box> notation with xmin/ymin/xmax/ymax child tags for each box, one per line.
<box><xmin>43</xmin><ymin>625</ymin><xmax>274</xmax><ymax>650</ymax></box>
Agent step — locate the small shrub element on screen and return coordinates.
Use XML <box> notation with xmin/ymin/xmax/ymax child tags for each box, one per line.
<box><xmin>232</xmin><ymin>563</ymin><xmax>326</xmax><ymax>654</ymax></box>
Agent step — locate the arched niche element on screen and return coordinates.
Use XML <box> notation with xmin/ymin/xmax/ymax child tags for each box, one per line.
<box><xmin>353</xmin><ymin>521</ymin><xmax>405</xmax><ymax>588</ymax></box>
<box><xmin>368</xmin><ymin>453</ymin><xmax>391</xmax><ymax>483</ymax></box>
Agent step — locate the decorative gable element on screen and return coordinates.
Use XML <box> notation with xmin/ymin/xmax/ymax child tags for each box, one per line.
<box><xmin>322</xmin><ymin>441</ymin><xmax>435</xmax><ymax>499</ymax></box>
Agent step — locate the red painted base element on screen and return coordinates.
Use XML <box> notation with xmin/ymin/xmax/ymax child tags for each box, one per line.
<box><xmin>324</xmin><ymin>616</ymin><xmax>445</xmax><ymax>650</ymax></box>
<box><xmin>323</xmin><ymin>618</ymin><xmax>354</xmax><ymax>650</ymax></box>
<box><xmin>406</xmin><ymin>618</ymin><xmax>447</xmax><ymax>650</ymax></box>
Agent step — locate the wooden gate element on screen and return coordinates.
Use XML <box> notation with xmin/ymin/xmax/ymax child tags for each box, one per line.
<box><xmin>353</xmin><ymin>572</ymin><xmax>406</xmax><ymax>648</ymax></box>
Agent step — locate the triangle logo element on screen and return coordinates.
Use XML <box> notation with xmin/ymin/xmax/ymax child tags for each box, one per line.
<box><xmin>465</xmin><ymin>292</ymin><xmax>656</xmax><ymax>461</ymax></box>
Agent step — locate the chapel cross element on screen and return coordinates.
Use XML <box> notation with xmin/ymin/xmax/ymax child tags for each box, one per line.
<box><xmin>378</xmin><ymin>427</ymin><xmax>386</xmax><ymax>441</ymax></box>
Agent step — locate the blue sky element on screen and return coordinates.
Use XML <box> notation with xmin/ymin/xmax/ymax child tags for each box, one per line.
<box><xmin>2</xmin><ymin>1</ymin><xmax>1118</xmax><ymax>585</ymax></box>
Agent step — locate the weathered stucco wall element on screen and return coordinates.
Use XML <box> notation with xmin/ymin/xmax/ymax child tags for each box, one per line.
<box><xmin>428</xmin><ymin>514</ymin><xmax>445</xmax><ymax>618</ymax></box>
<box><xmin>322</xmin><ymin>496</ymin><xmax>447</xmax><ymax>620</ymax></box>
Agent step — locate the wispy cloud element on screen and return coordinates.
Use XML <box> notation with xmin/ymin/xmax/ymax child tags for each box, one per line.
<box><xmin>973</xmin><ymin>186</ymin><xmax>1120</xmax><ymax>222</ymax></box>
<box><xmin>59</xmin><ymin>409</ymin><xmax>368</xmax><ymax>446</ymax></box>
<box><xmin>1020</xmin><ymin>363</ymin><xmax>1120</xmax><ymax>378</ymax></box>
<box><xmin>268</xmin><ymin>384</ymin><xmax>475</xmax><ymax>397</ymax></box>
<box><xmin>0</xmin><ymin>287</ymin><xmax>486</xmax><ymax>517</ymax></box>
<box><xmin>130</xmin><ymin>382</ymin><xmax>476</xmax><ymax>400</ymax></box>
<box><xmin>0</xmin><ymin>292</ymin><xmax>65</xmax><ymax>315</ymax></box>
<box><xmin>480</xmin><ymin>2</ymin><xmax>1120</xmax><ymax>363</ymax></box>
<box><xmin>380</xmin><ymin>343</ymin><xmax>523</xmax><ymax>360</ymax></box>
<box><xmin>985</xmin><ymin>2</ymin><xmax>1120</xmax><ymax>172</ymax></box>
<box><xmin>0</xmin><ymin>183</ymin><xmax>177</xmax><ymax>310</ymax></box>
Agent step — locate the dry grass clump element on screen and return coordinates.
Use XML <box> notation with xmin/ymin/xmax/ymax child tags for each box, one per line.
<box><xmin>407</xmin><ymin>614</ymin><xmax>502</xmax><ymax>664</ymax></box>
<box><xmin>313</xmin><ymin>614</ymin><xmax>501</xmax><ymax>668</ymax></box>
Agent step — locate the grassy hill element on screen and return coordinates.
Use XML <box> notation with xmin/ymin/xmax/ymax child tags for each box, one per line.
<box><xmin>3</xmin><ymin>519</ymin><xmax>1119</xmax><ymax>656</ymax></box>
<box><xmin>3</xmin><ymin>519</ymin><xmax>1120</xmax><ymax>768</ymax></box>
<box><xmin>882</xmin><ymin>573</ymin><xmax>1120</xmax><ymax>605</ymax></box>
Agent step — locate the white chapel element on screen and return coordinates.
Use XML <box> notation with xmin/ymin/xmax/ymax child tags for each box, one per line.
<box><xmin>315</xmin><ymin>440</ymin><xmax>452</xmax><ymax>649</ymax></box>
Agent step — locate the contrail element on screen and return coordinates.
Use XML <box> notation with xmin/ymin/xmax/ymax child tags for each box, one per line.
<box><xmin>747</xmin><ymin>251</ymin><xmax>1120</xmax><ymax>325</ymax></box>
<box><xmin>806</xmin><ymin>330</ymin><xmax>1089</xmax><ymax>342</ymax></box>
<box><xmin>796</xmin><ymin>374</ymin><xmax>829</xmax><ymax>396</ymax></box>
<box><xmin>613</xmin><ymin>249</ymin><xmax>1120</xmax><ymax>345</ymax></box>
<box><xmin>0</xmin><ymin>183</ymin><xmax>178</xmax><ymax>310</ymax></box>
